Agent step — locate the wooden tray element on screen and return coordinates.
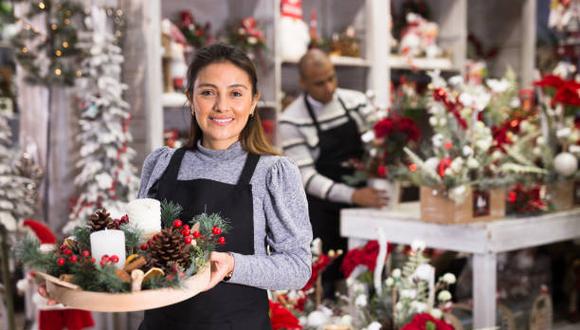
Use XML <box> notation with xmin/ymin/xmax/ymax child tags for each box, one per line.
<box><xmin>37</xmin><ymin>265</ymin><xmax>211</xmax><ymax>312</ymax></box>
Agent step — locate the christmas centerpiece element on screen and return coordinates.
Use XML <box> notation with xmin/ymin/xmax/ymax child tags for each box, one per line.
<box><xmin>404</xmin><ymin>71</ymin><xmax>514</xmax><ymax>223</ymax></box>
<box><xmin>533</xmin><ymin>69</ymin><xmax>580</xmax><ymax>210</ymax></box>
<box><xmin>16</xmin><ymin>199</ymin><xmax>229</xmax><ymax>312</ymax></box>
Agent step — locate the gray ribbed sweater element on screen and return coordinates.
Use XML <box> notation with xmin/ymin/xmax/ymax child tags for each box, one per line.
<box><xmin>138</xmin><ymin>141</ymin><xmax>312</xmax><ymax>290</ymax></box>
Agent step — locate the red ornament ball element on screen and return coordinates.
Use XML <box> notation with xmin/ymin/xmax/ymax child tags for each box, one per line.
<box><xmin>184</xmin><ymin>236</ymin><xmax>193</xmax><ymax>244</ymax></box>
<box><xmin>183</xmin><ymin>224</ymin><xmax>190</xmax><ymax>231</ymax></box>
<box><xmin>110</xmin><ymin>255</ymin><xmax>119</xmax><ymax>264</ymax></box>
<box><xmin>63</xmin><ymin>248</ymin><xmax>73</xmax><ymax>256</ymax></box>
<box><xmin>212</xmin><ymin>226</ymin><xmax>222</xmax><ymax>235</ymax></box>
<box><xmin>173</xmin><ymin>219</ymin><xmax>183</xmax><ymax>228</ymax></box>
<box><xmin>217</xmin><ymin>237</ymin><xmax>226</xmax><ymax>245</ymax></box>
<box><xmin>192</xmin><ymin>231</ymin><xmax>201</xmax><ymax>239</ymax></box>
<box><xmin>81</xmin><ymin>250</ymin><xmax>90</xmax><ymax>257</ymax></box>
<box><xmin>181</xmin><ymin>229</ymin><xmax>191</xmax><ymax>237</ymax></box>
<box><xmin>69</xmin><ymin>255</ymin><xmax>78</xmax><ymax>263</ymax></box>
<box><xmin>57</xmin><ymin>258</ymin><xmax>66</xmax><ymax>266</ymax></box>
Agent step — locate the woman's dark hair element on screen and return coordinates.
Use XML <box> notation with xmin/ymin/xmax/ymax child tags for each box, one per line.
<box><xmin>185</xmin><ymin>43</ymin><xmax>278</xmax><ymax>155</ymax></box>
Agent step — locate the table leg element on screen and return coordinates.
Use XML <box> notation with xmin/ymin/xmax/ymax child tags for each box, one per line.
<box><xmin>473</xmin><ymin>252</ymin><xmax>497</xmax><ymax>329</ymax></box>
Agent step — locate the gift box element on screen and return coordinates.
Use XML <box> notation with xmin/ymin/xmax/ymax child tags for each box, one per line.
<box><xmin>38</xmin><ymin>265</ymin><xmax>210</xmax><ymax>312</ymax></box>
<box><xmin>420</xmin><ymin>186</ymin><xmax>506</xmax><ymax>224</ymax></box>
<box><xmin>545</xmin><ymin>180</ymin><xmax>575</xmax><ymax>211</ymax></box>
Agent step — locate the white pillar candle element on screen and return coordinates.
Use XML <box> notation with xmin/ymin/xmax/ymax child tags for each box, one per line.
<box><xmin>126</xmin><ymin>198</ymin><xmax>161</xmax><ymax>235</ymax></box>
<box><xmin>90</xmin><ymin>229</ymin><xmax>126</xmax><ymax>268</ymax></box>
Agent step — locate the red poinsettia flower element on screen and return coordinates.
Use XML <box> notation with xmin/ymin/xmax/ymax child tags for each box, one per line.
<box><xmin>553</xmin><ymin>80</ymin><xmax>580</xmax><ymax>107</ymax></box>
<box><xmin>401</xmin><ymin>313</ymin><xmax>454</xmax><ymax>330</ymax></box>
<box><xmin>374</xmin><ymin>118</ymin><xmax>395</xmax><ymax>139</ymax></box>
<box><xmin>534</xmin><ymin>75</ymin><xmax>565</xmax><ymax>90</ymax></box>
<box><xmin>302</xmin><ymin>254</ymin><xmax>330</xmax><ymax>291</ymax></box>
<box><xmin>377</xmin><ymin>164</ymin><xmax>388</xmax><ymax>178</ymax></box>
<box><xmin>269</xmin><ymin>301</ymin><xmax>302</xmax><ymax>330</ymax></box>
<box><xmin>179</xmin><ymin>10</ymin><xmax>194</xmax><ymax>27</ymax></box>
<box><xmin>341</xmin><ymin>240</ymin><xmax>393</xmax><ymax>278</ymax></box>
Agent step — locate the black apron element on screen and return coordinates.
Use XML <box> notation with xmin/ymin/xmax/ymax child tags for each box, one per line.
<box><xmin>140</xmin><ymin>148</ymin><xmax>271</xmax><ymax>330</ymax></box>
<box><xmin>304</xmin><ymin>95</ymin><xmax>364</xmax><ymax>280</ymax></box>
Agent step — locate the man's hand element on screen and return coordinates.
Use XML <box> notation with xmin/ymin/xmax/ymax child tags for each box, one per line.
<box><xmin>352</xmin><ymin>187</ymin><xmax>389</xmax><ymax>208</ymax></box>
<box><xmin>204</xmin><ymin>251</ymin><xmax>235</xmax><ymax>291</ymax></box>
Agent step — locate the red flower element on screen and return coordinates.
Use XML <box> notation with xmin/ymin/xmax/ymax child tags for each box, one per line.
<box><xmin>437</xmin><ymin>158</ymin><xmax>452</xmax><ymax>177</ymax></box>
<box><xmin>553</xmin><ymin>80</ymin><xmax>580</xmax><ymax>107</ymax></box>
<box><xmin>179</xmin><ymin>10</ymin><xmax>194</xmax><ymax>27</ymax></box>
<box><xmin>269</xmin><ymin>301</ymin><xmax>302</xmax><ymax>330</ymax></box>
<box><xmin>377</xmin><ymin>165</ymin><xmax>388</xmax><ymax>178</ymax></box>
<box><xmin>374</xmin><ymin>118</ymin><xmax>395</xmax><ymax>139</ymax></box>
<box><xmin>534</xmin><ymin>75</ymin><xmax>565</xmax><ymax>90</ymax></box>
<box><xmin>341</xmin><ymin>240</ymin><xmax>392</xmax><ymax>278</ymax></box>
<box><xmin>401</xmin><ymin>313</ymin><xmax>454</xmax><ymax>330</ymax></box>
<box><xmin>302</xmin><ymin>254</ymin><xmax>330</xmax><ymax>291</ymax></box>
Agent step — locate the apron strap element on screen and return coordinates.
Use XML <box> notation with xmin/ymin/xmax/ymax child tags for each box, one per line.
<box><xmin>304</xmin><ymin>94</ymin><xmax>356</xmax><ymax>136</ymax></box>
<box><xmin>162</xmin><ymin>148</ymin><xmax>187</xmax><ymax>183</ymax></box>
<box><xmin>238</xmin><ymin>153</ymin><xmax>260</xmax><ymax>185</ymax></box>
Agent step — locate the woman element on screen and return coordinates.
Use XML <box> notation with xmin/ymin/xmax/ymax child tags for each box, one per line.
<box><xmin>137</xmin><ymin>44</ymin><xmax>312</xmax><ymax>329</ymax></box>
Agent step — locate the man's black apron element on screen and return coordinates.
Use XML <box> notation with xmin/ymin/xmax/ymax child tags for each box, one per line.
<box><xmin>140</xmin><ymin>148</ymin><xmax>271</xmax><ymax>330</ymax></box>
<box><xmin>304</xmin><ymin>95</ymin><xmax>364</xmax><ymax>282</ymax></box>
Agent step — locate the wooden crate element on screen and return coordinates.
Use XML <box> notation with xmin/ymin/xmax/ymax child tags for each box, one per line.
<box><xmin>546</xmin><ymin>180</ymin><xmax>575</xmax><ymax>211</ymax></box>
<box><xmin>420</xmin><ymin>186</ymin><xmax>506</xmax><ymax>224</ymax></box>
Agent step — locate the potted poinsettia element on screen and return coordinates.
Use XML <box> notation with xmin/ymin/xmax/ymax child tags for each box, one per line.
<box><xmin>533</xmin><ymin>67</ymin><xmax>580</xmax><ymax>210</ymax></box>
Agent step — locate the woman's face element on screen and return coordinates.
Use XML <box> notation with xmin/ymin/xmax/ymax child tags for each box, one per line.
<box><xmin>192</xmin><ymin>61</ymin><xmax>258</xmax><ymax>150</ymax></box>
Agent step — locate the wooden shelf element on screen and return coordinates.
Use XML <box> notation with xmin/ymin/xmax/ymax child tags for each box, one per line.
<box><xmin>282</xmin><ymin>55</ymin><xmax>370</xmax><ymax>68</ymax></box>
<box><xmin>389</xmin><ymin>54</ymin><xmax>455</xmax><ymax>71</ymax></box>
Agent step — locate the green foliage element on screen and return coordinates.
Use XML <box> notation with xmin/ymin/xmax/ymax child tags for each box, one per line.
<box><xmin>14</xmin><ymin>235</ymin><xmax>57</xmax><ymax>273</ymax></box>
<box><xmin>120</xmin><ymin>224</ymin><xmax>142</xmax><ymax>254</ymax></box>
<box><xmin>71</xmin><ymin>225</ymin><xmax>92</xmax><ymax>251</ymax></box>
<box><xmin>74</xmin><ymin>262</ymin><xmax>128</xmax><ymax>292</ymax></box>
<box><xmin>161</xmin><ymin>199</ymin><xmax>183</xmax><ymax>228</ymax></box>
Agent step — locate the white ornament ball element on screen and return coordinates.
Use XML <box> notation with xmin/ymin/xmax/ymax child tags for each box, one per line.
<box><xmin>554</xmin><ymin>152</ymin><xmax>578</xmax><ymax>177</ymax></box>
<box><xmin>425</xmin><ymin>157</ymin><xmax>439</xmax><ymax>172</ymax></box>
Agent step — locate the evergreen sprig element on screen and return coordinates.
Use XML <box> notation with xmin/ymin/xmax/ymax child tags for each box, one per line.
<box><xmin>74</xmin><ymin>262</ymin><xmax>128</xmax><ymax>292</ymax></box>
<box><xmin>194</xmin><ymin>212</ymin><xmax>231</xmax><ymax>236</ymax></box>
<box><xmin>14</xmin><ymin>235</ymin><xmax>57</xmax><ymax>273</ymax></box>
<box><xmin>160</xmin><ymin>199</ymin><xmax>183</xmax><ymax>228</ymax></box>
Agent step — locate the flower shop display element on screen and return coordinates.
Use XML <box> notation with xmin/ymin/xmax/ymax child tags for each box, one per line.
<box><xmin>223</xmin><ymin>17</ymin><xmax>267</xmax><ymax>62</ymax></box>
<box><xmin>161</xmin><ymin>19</ymin><xmax>189</xmax><ymax>93</ymax></box>
<box><xmin>396</xmin><ymin>12</ymin><xmax>448</xmax><ymax>67</ymax></box>
<box><xmin>534</xmin><ymin>72</ymin><xmax>580</xmax><ymax>210</ymax></box>
<box><xmin>329</xmin><ymin>26</ymin><xmax>362</xmax><ymax>59</ymax></box>
<box><xmin>404</xmin><ymin>72</ymin><xmax>512</xmax><ymax>223</ymax></box>
<box><xmin>16</xmin><ymin>199</ymin><xmax>229</xmax><ymax>312</ymax></box>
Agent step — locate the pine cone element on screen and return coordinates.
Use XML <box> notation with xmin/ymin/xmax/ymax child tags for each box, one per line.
<box><xmin>147</xmin><ymin>228</ymin><xmax>193</xmax><ymax>273</ymax></box>
<box><xmin>88</xmin><ymin>209</ymin><xmax>113</xmax><ymax>232</ymax></box>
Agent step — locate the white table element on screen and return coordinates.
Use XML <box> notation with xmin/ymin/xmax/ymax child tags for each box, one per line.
<box><xmin>340</xmin><ymin>203</ymin><xmax>580</xmax><ymax>329</ymax></box>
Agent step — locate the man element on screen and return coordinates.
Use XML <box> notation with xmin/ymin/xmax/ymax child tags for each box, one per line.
<box><xmin>278</xmin><ymin>49</ymin><xmax>387</xmax><ymax>295</ymax></box>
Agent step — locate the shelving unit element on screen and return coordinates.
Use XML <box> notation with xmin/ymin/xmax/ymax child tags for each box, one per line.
<box><xmin>140</xmin><ymin>0</ymin><xmax>536</xmax><ymax>150</ymax></box>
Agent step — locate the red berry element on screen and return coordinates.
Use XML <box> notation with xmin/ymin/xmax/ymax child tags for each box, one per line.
<box><xmin>183</xmin><ymin>224</ymin><xmax>190</xmax><ymax>231</ymax></box>
<box><xmin>81</xmin><ymin>250</ymin><xmax>90</xmax><ymax>257</ymax></box>
<box><xmin>110</xmin><ymin>255</ymin><xmax>119</xmax><ymax>263</ymax></box>
<box><xmin>63</xmin><ymin>248</ymin><xmax>73</xmax><ymax>255</ymax></box>
<box><xmin>70</xmin><ymin>255</ymin><xmax>78</xmax><ymax>263</ymax></box>
<box><xmin>184</xmin><ymin>236</ymin><xmax>193</xmax><ymax>244</ymax></box>
<box><xmin>140</xmin><ymin>243</ymin><xmax>148</xmax><ymax>251</ymax></box>
<box><xmin>181</xmin><ymin>229</ymin><xmax>191</xmax><ymax>237</ymax></box>
<box><xmin>217</xmin><ymin>237</ymin><xmax>226</xmax><ymax>245</ymax></box>
<box><xmin>173</xmin><ymin>219</ymin><xmax>183</xmax><ymax>228</ymax></box>
<box><xmin>101</xmin><ymin>255</ymin><xmax>110</xmax><ymax>263</ymax></box>
<box><xmin>57</xmin><ymin>258</ymin><xmax>66</xmax><ymax>266</ymax></box>
<box><xmin>91</xmin><ymin>257</ymin><xmax>96</xmax><ymax>263</ymax></box>
<box><xmin>192</xmin><ymin>231</ymin><xmax>201</xmax><ymax>238</ymax></box>
<box><xmin>212</xmin><ymin>226</ymin><xmax>222</xmax><ymax>235</ymax></box>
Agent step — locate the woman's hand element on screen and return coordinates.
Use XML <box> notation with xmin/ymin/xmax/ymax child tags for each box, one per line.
<box><xmin>37</xmin><ymin>282</ymin><xmax>67</xmax><ymax>309</ymax></box>
<box><xmin>205</xmin><ymin>251</ymin><xmax>235</xmax><ymax>291</ymax></box>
